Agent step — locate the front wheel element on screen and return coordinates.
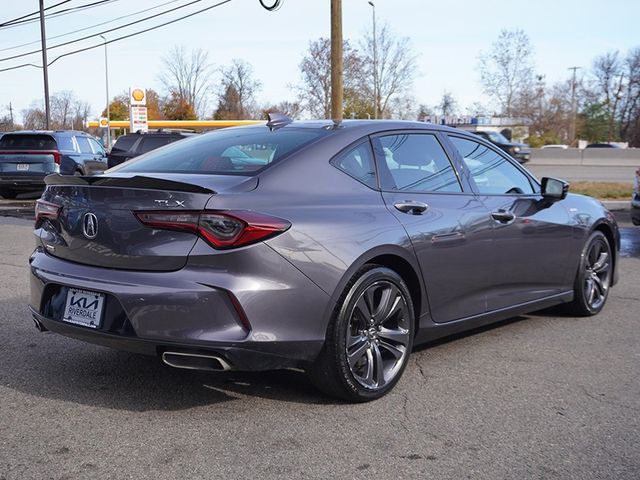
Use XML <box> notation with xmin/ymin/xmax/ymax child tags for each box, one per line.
<box><xmin>308</xmin><ymin>266</ymin><xmax>415</xmax><ymax>402</ymax></box>
<box><xmin>565</xmin><ymin>231</ymin><xmax>613</xmax><ymax>316</ymax></box>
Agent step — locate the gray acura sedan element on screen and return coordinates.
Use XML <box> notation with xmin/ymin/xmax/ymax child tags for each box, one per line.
<box><xmin>29</xmin><ymin>118</ymin><xmax>619</xmax><ymax>401</ymax></box>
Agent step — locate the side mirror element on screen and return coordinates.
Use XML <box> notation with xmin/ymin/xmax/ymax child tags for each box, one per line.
<box><xmin>541</xmin><ymin>177</ymin><xmax>569</xmax><ymax>200</ymax></box>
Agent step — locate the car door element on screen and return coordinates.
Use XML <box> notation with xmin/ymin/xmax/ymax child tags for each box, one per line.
<box><xmin>445</xmin><ymin>134</ymin><xmax>576</xmax><ymax>311</ymax></box>
<box><xmin>372</xmin><ymin>131</ymin><xmax>494</xmax><ymax>323</ymax></box>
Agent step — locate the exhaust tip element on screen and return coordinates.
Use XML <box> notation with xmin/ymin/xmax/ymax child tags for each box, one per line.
<box><xmin>33</xmin><ymin>317</ymin><xmax>48</xmax><ymax>332</ymax></box>
<box><xmin>162</xmin><ymin>351</ymin><xmax>232</xmax><ymax>372</ymax></box>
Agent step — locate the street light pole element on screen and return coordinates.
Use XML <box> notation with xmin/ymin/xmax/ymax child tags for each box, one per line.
<box><xmin>330</xmin><ymin>0</ymin><xmax>343</xmax><ymax>121</ymax></box>
<box><xmin>99</xmin><ymin>35</ymin><xmax>111</xmax><ymax>149</ymax></box>
<box><xmin>38</xmin><ymin>0</ymin><xmax>51</xmax><ymax>129</ymax></box>
<box><xmin>368</xmin><ymin>1</ymin><xmax>377</xmax><ymax>119</ymax></box>
<box><xmin>568</xmin><ymin>66</ymin><xmax>581</xmax><ymax>146</ymax></box>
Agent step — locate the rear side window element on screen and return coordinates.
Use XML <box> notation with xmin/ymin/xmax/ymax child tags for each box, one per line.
<box><xmin>111</xmin><ymin>136</ymin><xmax>138</xmax><ymax>153</ymax></box>
<box><xmin>56</xmin><ymin>136</ymin><xmax>76</xmax><ymax>152</ymax></box>
<box><xmin>75</xmin><ymin>136</ymin><xmax>93</xmax><ymax>154</ymax></box>
<box><xmin>0</xmin><ymin>134</ymin><xmax>56</xmax><ymax>150</ymax></box>
<box><xmin>332</xmin><ymin>142</ymin><xmax>377</xmax><ymax>188</ymax></box>
<box><xmin>115</xmin><ymin>127</ymin><xmax>328</xmax><ymax>175</ymax></box>
<box><xmin>375</xmin><ymin>133</ymin><xmax>462</xmax><ymax>193</ymax></box>
<box><xmin>138</xmin><ymin>136</ymin><xmax>172</xmax><ymax>154</ymax></box>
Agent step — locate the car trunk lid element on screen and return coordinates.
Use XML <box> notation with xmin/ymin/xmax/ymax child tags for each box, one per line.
<box><xmin>36</xmin><ymin>173</ymin><xmax>257</xmax><ymax>271</ymax></box>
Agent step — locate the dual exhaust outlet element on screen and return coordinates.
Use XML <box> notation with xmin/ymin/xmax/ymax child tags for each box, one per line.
<box><xmin>161</xmin><ymin>351</ymin><xmax>232</xmax><ymax>372</ymax></box>
<box><xmin>32</xmin><ymin>317</ymin><xmax>231</xmax><ymax>372</ymax></box>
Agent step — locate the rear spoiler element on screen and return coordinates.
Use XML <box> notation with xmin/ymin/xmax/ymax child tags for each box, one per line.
<box><xmin>44</xmin><ymin>174</ymin><xmax>215</xmax><ymax>194</ymax></box>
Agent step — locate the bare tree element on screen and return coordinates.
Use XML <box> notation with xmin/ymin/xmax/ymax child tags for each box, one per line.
<box><xmin>439</xmin><ymin>91</ymin><xmax>458</xmax><ymax>116</ymax></box>
<box><xmin>262</xmin><ymin>101</ymin><xmax>302</xmax><ymax>119</ymax></box>
<box><xmin>620</xmin><ymin>47</ymin><xmax>640</xmax><ymax>146</ymax></box>
<box><xmin>296</xmin><ymin>38</ymin><xmax>363</xmax><ymax>118</ymax></box>
<box><xmin>590</xmin><ymin>51</ymin><xmax>626</xmax><ymax>142</ymax></box>
<box><xmin>22</xmin><ymin>102</ymin><xmax>47</xmax><ymax>130</ymax></box>
<box><xmin>158</xmin><ymin>46</ymin><xmax>212</xmax><ymax>117</ymax></box>
<box><xmin>216</xmin><ymin>59</ymin><xmax>262</xmax><ymax>119</ymax></box>
<box><xmin>360</xmin><ymin>24</ymin><xmax>418</xmax><ymax>118</ymax></box>
<box><xmin>478</xmin><ymin>29</ymin><xmax>535</xmax><ymax>117</ymax></box>
<box><xmin>51</xmin><ymin>90</ymin><xmax>76</xmax><ymax>129</ymax></box>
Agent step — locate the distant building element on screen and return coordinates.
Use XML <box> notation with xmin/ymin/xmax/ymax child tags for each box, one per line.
<box><xmin>422</xmin><ymin>116</ymin><xmax>531</xmax><ymax>143</ymax></box>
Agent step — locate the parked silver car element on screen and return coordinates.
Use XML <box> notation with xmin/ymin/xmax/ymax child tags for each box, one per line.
<box><xmin>29</xmin><ymin>119</ymin><xmax>619</xmax><ymax>401</ymax></box>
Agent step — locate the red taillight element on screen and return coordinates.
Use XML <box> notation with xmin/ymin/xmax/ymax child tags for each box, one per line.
<box><xmin>35</xmin><ymin>199</ymin><xmax>61</xmax><ymax>225</ymax></box>
<box><xmin>51</xmin><ymin>151</ymin><xmax>62</xmax><ymax>165</ymax></box>
<box><xmin>134</xmin><ymin>210</ymin><xmax>291</xmax><ymax>249</ymax></box>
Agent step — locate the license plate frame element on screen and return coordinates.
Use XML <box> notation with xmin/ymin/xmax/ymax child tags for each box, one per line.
<box><xmin>62</xmin><ymin>288</ymin><xmax>105</xmax><ymax>329</ymax></box>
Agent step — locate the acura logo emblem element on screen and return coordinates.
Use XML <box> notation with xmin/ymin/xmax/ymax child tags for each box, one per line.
<box><xmin>82</xmin><ymin>212</ymin><xmax>98</xmax><ymax>239</ymax></box>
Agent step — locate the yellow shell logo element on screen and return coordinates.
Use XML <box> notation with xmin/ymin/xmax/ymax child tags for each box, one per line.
<box><xmin>131</xmin><ymin>89</ymin><xmax>145</xmax><ymax>102</ymax></box>
<box><xmin>99</xmin><ymin>118</ymin><xmax>108</xmax><ymax>127</ymax></box>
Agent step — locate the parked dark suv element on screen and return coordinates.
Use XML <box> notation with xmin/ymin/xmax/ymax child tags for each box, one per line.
<box><xmin>472</xmin><ymin>130</ymin><xmax>531</xmax><ymax>163</ymax></box>
<box><xmin>0</xmin><ymin>130</ymin><xmax>107</xmax><ymax>198</ymax></box>
<box><xmin>107</xmin><ymin>131</ymin><xmax>194</xmax><ymax>169</ymax></box>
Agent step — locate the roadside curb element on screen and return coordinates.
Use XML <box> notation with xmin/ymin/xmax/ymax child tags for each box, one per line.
<box><xmin>601</xmin><ymin>200</ymin><xmax>630</xmax><ymax>211</ymax></box>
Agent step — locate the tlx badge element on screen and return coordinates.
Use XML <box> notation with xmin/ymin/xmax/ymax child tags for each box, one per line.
<box><xmin>154</xmin><ymin>200</ymin><xmax>186</xmax><ymax>207</ymax></box>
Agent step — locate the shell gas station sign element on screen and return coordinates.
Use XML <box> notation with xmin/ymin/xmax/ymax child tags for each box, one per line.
<box><xmin>129</xmin><ymin>87</ymin><xmax>148</xmax><ymax>133</ymax></box>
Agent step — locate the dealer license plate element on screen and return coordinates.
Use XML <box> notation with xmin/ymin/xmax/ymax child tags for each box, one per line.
<box><xmin>62</xmin><ymin>288</ymin><xmax>105</xmax><ymax>329</ymax></box>
<box><xmin>16</xmin><ymin>164</ymin><xmax>29</xmax><ymax>171</ymax></box>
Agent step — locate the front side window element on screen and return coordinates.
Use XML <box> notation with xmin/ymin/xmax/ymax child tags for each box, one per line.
<box><xmin>448</xmin><ymin>136</ymin><xmax>535</xmax><ymax>195</ymax></box>
<box><xmin>332</xmin><ymin>142</ymin><xmax>377</xmax><ymax>188</ymax></box>
<box><xmin>376</xmin><ymin>133</ymin><xmax>462</xmax><ymax>193</ymax></box>
<box><xmin>115</xmin><ymin>127</ymin><xmax>328</xmax><ymax>175</ymax></box>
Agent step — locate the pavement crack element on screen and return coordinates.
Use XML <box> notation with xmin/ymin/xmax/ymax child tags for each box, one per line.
<box><xmin>414</xmin><ymin>356</ymin><xmax>428</xmax><ymax>382</ymax></box>
<box><xmin>579</xmin><ymin>385</ymin><xmax>640</xmax><ymax>413</ymax></box>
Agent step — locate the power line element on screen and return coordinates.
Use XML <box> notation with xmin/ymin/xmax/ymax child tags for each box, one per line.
<box><xmin>0</xmin><ymin>0</ymin><xmax>72</xmax><ymax>28</ymax></box>
<box><xmin>0</xmin><ymin>0</ymin><xmax>207</xmax><ymax>63</ymax></box>
<box><xmin>0</xmin><ymin>0</ymin><xmax>121</xmax><ymax>30</ymax></box>
<box><xmin>0</xmin><ymin>0</ymin><xmax>179</xmax><ymax>53</ymax></box>
<box><xmin>0</xmin><ymin>0</ymin><xmax>234</xmax><ymax>74</ymax></box>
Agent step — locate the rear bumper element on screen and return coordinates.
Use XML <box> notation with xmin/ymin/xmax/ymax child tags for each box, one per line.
<box><xmin>28</xmin><ymin>244</ymin><xmax>331</xmax><ymax>370</ymax></box>
<box><xmin>0</xmin><ymin>174</ymin><xmax>46</xmax><ymax>190</ymax></box>
<box><xmin>632</xmin><ymin>197</ymin><xmax>640</xmax><ymax>226</ymax></box>
<box><xmin>30</xmin><ymin>308</ymin><xmax>322</xmax><ymax>370</ymax></box>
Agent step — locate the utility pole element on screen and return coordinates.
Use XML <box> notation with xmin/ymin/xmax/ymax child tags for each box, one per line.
<box><xmin>8</xmin><ymin>102</ymin><xmax>14</xmax><ymax>129</ymax></box>
<box><xmin>568</xmin><ymin>66</ymin><xmax>581</xmax><ymax>146</ymax></box>
<box><xmin>330</xmin><ymin>0</ymin><xmax>343</xmax><ymax>121</ymax></box>
<box><xmin>368</xmin><ymin>1</ymin><xmax>377</xmax><ymax>119</ymax></box>
<box><xmin>39</xmin><ymin>0</ymin><xmax>51</xmax><ymax>129</ymax></box>
<box><xmin>100</xmin><ymin>35</ymin><xmax>111</xmax><ymax>149</ymax></box>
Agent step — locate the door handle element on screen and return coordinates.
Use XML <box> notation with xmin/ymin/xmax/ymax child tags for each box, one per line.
<box><xmin>394</xmin><ymin>201</ymin><xmax>429</xmax><ymax>215</ymax></box>
<box><xmin>491</xmin><ymin>210</ymin><xmax>516</xmax><ymax>223</ymax></box>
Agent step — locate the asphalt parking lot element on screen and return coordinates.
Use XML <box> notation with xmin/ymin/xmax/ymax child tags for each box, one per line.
<box><xmin>1</xmin><ymin>215</ymin><xmax>639</xmax><ymax>480</ymax></box>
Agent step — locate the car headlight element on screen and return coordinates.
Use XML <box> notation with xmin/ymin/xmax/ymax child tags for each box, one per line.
<box><xmin>512</xmin><ymin>146</ymin><xmax>521</xmax><ymax>154</ymax></box>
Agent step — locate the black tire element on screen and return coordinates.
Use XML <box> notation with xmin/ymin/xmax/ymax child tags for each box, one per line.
<box><xmin>0</xmin><ymin>188</ymin><xmax>18</xmax><ymax>199</ymax></box>
<box><xmin>564</xmin><ymin>231</ymin><xmax>613</xmax><ymax>316</ymax></box>
<box><xmin>308</xmin><ymin>265</ymin><xmax>415</xmax><ymax>402</ymax></box>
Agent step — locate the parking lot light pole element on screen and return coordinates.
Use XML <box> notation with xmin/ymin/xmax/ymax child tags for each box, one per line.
<box><xmin>99</xmin><ymin>35</ymin><xmax>111</xmax><ymax>149</ymax></box>
<box><xmin>368</xmin><ymin>1</ymin><xmax>377</xmax><ymax>119</ymax></box>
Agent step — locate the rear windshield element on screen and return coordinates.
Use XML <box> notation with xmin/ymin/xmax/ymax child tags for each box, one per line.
<box><xmin>0</xmin><ymin>134</ymin><xmax>57</xmax><ymax>151</ymax></box>
<box><xmin>113</xmin><ymin>127</ymin><xmax>328</xmax><ymax>175</ymax></box>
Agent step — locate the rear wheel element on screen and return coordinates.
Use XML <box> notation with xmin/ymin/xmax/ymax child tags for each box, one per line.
<box><xmin>565</xmin><ymin>231</ymin><xmax>612</xmax><ymax>316</ymax></box>
<box><xmin>0</xmin><ymin>188</ymin><xmax>17</xmax><ymax>199</ymax></box>
<box><xmin>308</xmin><ymin>265</ymin><xmax>415</xmax><ymax>402</ymax></box>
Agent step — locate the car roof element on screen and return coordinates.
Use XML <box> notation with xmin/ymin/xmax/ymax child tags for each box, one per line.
<box><xmin>216</xmin><ymin>119</ymin><xmax>469</xmax><ymax>139</ymax></box>
<box><xmin>5</xmin><ymin>130</ymin><xmax>90</xmax><ymax>137</ymax></box>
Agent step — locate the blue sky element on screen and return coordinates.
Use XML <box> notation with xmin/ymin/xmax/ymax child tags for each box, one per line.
<box><xmin>0</xmin><ymin>0</ymin><xmax>638</xmax><ymax>120</ymax></box>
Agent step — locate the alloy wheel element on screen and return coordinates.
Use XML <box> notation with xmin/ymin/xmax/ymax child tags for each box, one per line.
<box><xmin>345</xmin><ymin>280</ymin><xmax>411</xmax><ymax>390</ymax></box>
<box><xmin>583</xmin><ymin>237</ymin><xmax>611</xmax><ymax>311</ymax></box>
